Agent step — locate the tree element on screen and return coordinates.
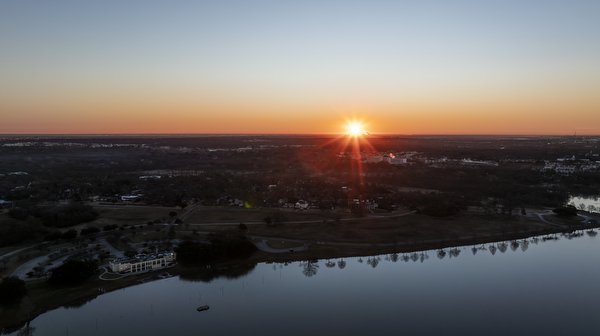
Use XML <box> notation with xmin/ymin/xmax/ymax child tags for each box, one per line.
<box><xmin>40</xmin><ymin>203</ymin><xmax>98</xmax><ymax>228</ymax></box>
<box><xmin>61</xmin><ymin>229</ymin><xmax>78</xmax><ymax>240</ymax></box>
<box><xmin>48</xmin><ymin>260</ymin><xmax>97</xmax><ymax>286</ymax></box>
<box><xmin>301</xmin><ymin>260</ymin><xmax>319</xmax><ymax>277</ymax></box>
<box><xmin>553</xmin><ymin>205</ymin><xmax>578</xmax><ymax>217</ymax></box>
<box><xmin>0</xmin><ymin>276</ymin><xmax>27</xmax><ymax>305</ymax></box>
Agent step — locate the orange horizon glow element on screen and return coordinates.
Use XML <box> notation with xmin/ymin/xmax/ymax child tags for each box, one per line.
<box><xmin>345</xmin><ymin>121</ymin><xmax>368</xmax><ymax>137</ymax></box>
<box><xmin>2</xmin><ymin>2</ymin><xmax>600</xmax><ymax>136</ymax></box>
<box><xmin>2</xmin><ymin>86</ymin><xmax>600</xmax><ymax>135</ymax></box>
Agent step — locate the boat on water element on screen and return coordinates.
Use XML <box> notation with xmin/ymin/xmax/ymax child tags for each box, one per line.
<box><xmin>197</xmin><ymin>305</ymin><xmax>210</xmax><ymax>312</ymax></box>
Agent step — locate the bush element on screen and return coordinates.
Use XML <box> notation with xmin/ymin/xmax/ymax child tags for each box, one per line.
<box><xmin>176</xmin><ymin>233</ymin><xmax>256</xmax><ymax>265</ymax></box>
<box><xmin>48</xmin><ymin>260</ymin><xmax>97</xmax><ymax>286</ymax></box>
<box><xmin>553</xmin><ymin>205</ymin><xmax>578</xmax><ymax>217</ymax></box>
<box><xmin>80</xmin><ymin>227</ymin><xmax>100</xmax><ymax>236</ymax></box>
<box><xmin>0</xmin><ymin>219</ymin><xmax>40</xmax><ymax>247</ymax></box>
<box><xmin>61</xmin><ymin>229</ymin><xmax>78</xmax><ymax>240</ymax></box>
<box><xmin>44</xmin><ymin>231</ymin><xmax>63</xmax><ymax>241</ymax></box>
<box><xmin>40</xmin><ymin>203</ymin><xmax>98</xmax><ymax>228</ymax></box>
<box><xmin>8</xmin><ymin>207</ymin><xmax>29</xmax><ymax>220</ymax></box>
<box><xmin>0</xmin><ymin>276</ymin><xmax>27</xmax><ymax>305</ymax></box>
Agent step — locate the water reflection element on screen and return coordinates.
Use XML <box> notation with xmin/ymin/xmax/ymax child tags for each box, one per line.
<box><xmin>14</xmin><ymin>323</ymin><xmax>33</xmax><ymax>336</ymax></box>
<box><xmin>6</xmin><ymin>228</ymin><xmax>600</xmax><ymax>336</ymax></box>
<box><xmin>293</xmin><ymin>229</ymin><xmax>598</xmax><ymax>278</ymax></box>
<box><xmin>569</xmin><ymin>195</ymin><xmax>600</xmax><ymax>213</ymax></box>
<box><xmin>179</xmin><ymin>262</ymin><xmax>257</xmax><ymax>282</ymax></box>
<box><xmin>366</xmin><ymin>257</ymin><xmax>380</xmax><ymax>268</ymax></box>
<box><xmin>300</xmin><ymin>260</ymin><xmax>319</xmax><ymax>277</ymax></box>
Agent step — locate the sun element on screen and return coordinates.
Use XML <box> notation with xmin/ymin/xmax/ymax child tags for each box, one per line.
<box><xmin>346</xmin><ymin>121</ymin><xmax>367</xmax><ymax>137</ymax></box>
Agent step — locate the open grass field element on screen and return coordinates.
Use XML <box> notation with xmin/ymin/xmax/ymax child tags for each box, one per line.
<box><xmin>182</xmin><ymin>206</ymin><xmax>349</xmax><ymax>224</ymax></box>
<box><xmin>86</xmin><ymin>205</ymin><xmax>179</xmax><ymax>228</ymax></box>
<box><xmin>244</xmin><ymin>213</ymin><xmax>555</xmax><ymax>245</ymax></box>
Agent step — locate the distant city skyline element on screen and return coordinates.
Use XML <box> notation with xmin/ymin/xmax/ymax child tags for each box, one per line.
<box><xmin>1</xmin><ymin>0</ymin><xmax>599</xmax><ymax>135</ymax></box>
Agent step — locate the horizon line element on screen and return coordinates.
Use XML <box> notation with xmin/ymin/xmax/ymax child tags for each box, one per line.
<box><xmin>0</xmin><ymin>132</ymin><xmax>598</xmax><ymax>137</ymax></box>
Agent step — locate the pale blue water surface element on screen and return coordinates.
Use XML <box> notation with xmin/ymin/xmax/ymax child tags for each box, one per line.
<box><xmin>6</xmin><ymin>230</ymin><xmax>600</xmax><ymax>336</ymax></box>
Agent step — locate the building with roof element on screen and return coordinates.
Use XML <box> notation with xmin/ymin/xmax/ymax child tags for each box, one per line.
<box><xmin>109</xmin><ymin>252</ymin><xmax>176</xmax><ymax>273</ymax></box>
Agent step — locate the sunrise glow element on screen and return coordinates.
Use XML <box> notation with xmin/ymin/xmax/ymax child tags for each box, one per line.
<box><xmin>346</xmin><ymin>121</ymin><xmax>367</xmax><ymax>137</ymax></box>
<box><xmin>1</xmin><ymin>1</ymin><xmax>599</xmax><ymax>135</ymax></box>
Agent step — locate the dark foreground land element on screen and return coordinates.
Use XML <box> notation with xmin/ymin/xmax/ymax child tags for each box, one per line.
<box><xmin>1</xmin><ymin>205</ymin><xmax>598</xmax><ymax>331</ymax></box>
<box><xmin>1</xmin><ymin>135</ymin><xmax>600</xmax><ymax>330</ymax></box>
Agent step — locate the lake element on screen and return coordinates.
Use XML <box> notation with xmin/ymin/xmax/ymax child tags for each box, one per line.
<box><xmin>6</xmin><ymin>230</ymin><xmax>600</xmax><ymax>336</ymax></box>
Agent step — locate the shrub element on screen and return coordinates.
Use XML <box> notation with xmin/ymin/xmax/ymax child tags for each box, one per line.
<box><xmin>175</xmin><ymin>233</ymin><xmax>256</xmax><ymax>265</ymax></box>
<box><xmin>40</xmin><ymin>203</ymin><xmax>98</xmax><ymax>228</ymax></box>
<box><xmin>553</xmin><ymin>205</ymin><xmax>578</xmax><ymax>217</ymax></box>
<box><xmin>61</xmin><ymin>229</ymin><xmax>78</xmax><ymax>240</ymax></box>
<box><xmin>48</xmin><ymin>260</ymin><xmax>97</xmax><ymax>286</ymax></box>
<box><xmin>80</xmin><ymin>227</ymin><xmax>101</xmax><ymax>236</ymax></box>
<box><xmin>0</xmin><ymin>276</ymin><xmax>27</xmax><ymax>305</ymax></box>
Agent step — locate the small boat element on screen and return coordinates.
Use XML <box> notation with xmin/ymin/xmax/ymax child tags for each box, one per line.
<box><xmin>197</xmin><ymin>305</ymin><xmax>210</xmax><ymax>312</ymax></box>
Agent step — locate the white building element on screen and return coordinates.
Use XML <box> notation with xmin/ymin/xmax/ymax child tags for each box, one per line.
<box><xmin>295</xmin><ymin>200</ymin><xmax>309</xmax><ymax>210</ymax></box>
<box><xmin>109</xmin><ymin>252</ymin><xmax>176</xmax><ymax>273</ymax></box>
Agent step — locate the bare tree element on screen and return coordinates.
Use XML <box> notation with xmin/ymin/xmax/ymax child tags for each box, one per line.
<box><xmin>301</xmin><ymin>261</ymin><xmax>319</xmax><ymax>277</ymax></box>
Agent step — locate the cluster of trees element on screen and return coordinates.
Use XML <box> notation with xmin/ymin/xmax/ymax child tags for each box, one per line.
<box><xmin>0</xmin><ymin>276</ymin><xmax>27</xmax><ymax>305</ymax></box>
<box><xmin>7</xmin><ymin>202</ymin><xmax>98</xmax><ymax>228</ymax></box>
<box><xmin>2</xmin><ymin>136</ymin><xmax>597</xmax><ymax>228</ymax></box>
<box><xmin>553</xmin><ymin>205</ymin><xmax>578</xmax><ymax>217</ymax></box>
<box><xmin>395</xmin><ymin>192</ymin><xmax>466</xmax><ymax>217</ymax></box>
<box><xmin>176</xmin><ymin>233</ymin><xmax>256</xmax><ymax>265</ymax></box>
<box><xmin>80</xmin><ymin>227</ymin><xmax>100</xmax><ymax>236</ymax></box>
<box><xmin>0</xmin><ymin>219</ymin><xmax>44</xmax><ymax>247</ymax></box>
<box><xmin>38</xmin><ymin>203</ymin><xmax>98</xmax><ymax>228</ymax></box>
<box><xmin>48</xmin><ymin>259</ymin><xmax>97</xmax><ymax>286</ymax></box>
<box><xmin>43</xmin><ymin>228</ymin><xmax>78</xmax><ymax>242</ymax></box>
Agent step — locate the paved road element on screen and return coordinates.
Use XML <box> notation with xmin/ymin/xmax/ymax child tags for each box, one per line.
<box><xmin>0</xmin><ymin>245</ymin><xmax>34</xmax><ymax>261</ymax></box>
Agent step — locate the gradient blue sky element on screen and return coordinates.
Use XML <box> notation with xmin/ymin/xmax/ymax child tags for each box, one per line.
<box><xmin>1</xmin><ymin>0</ymin><xmax>599</xmax><ymax>134</ymax></box>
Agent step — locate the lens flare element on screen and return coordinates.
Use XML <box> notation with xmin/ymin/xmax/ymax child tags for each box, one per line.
<box><xmin>346</xmin><ymin>121</ymin><xmax>367</xmax><ymax>137</ymax></box>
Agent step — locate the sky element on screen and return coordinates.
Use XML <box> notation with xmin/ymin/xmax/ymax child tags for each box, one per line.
<box><xmin>1</xmin><ymin>0</ymin><xmax>599</xmax><ymax>135</ymax></box>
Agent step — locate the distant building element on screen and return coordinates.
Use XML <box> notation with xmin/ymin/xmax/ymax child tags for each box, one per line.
<box><xmin>295</xmin><ymin>200</ymin><xmax>309</xmax><ymax>210</ymax></box>
<box><xmin>109</xmin><ymin>252</ymin><xmax>176</xmax><ymax>273</ymax></box>
<box><xmin>8</xmin><ymin>171</ymin><xmax>28</xmax><ymax>176</ymax></box>
<box><xmin>139</xmin><ymin>175</ymin><xmax>162</xmax><ymax>180</ymax></box>
<box><xmin>120</xmin><ymin>195</ymin><xmax>142</xmax><ymax>202</ymax></box>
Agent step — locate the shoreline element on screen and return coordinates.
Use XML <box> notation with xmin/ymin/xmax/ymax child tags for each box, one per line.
<box><xmin>2</xmin><ymin>219</ymin><xmax>599</xmax><ymax>333</ymax></box>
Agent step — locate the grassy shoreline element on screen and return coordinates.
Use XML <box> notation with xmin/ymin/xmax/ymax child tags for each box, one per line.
<box><xmin>1</xmin><ymin>213</ymin><xmax>598</xmax><ymax>332</ymax></box>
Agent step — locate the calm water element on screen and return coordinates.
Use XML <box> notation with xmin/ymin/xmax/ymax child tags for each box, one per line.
<box><xmin>7</xmin><ymin>230</ymin><xmax>600</xmax><ymax>336</ymax></box>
